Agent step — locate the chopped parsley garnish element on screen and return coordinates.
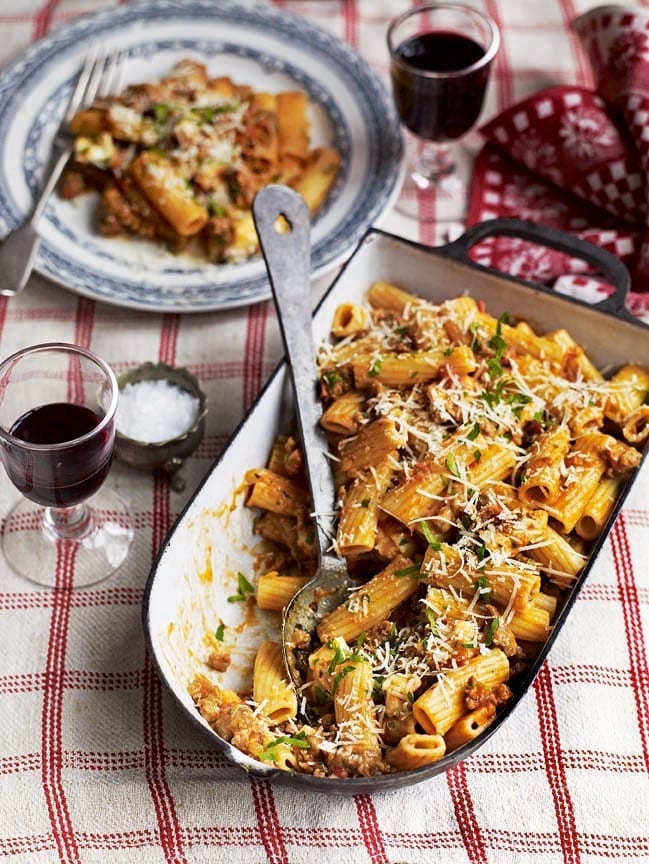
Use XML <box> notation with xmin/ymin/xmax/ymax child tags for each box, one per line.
<box><xmin>322</xmin><ymin>369</ymin><xmax>341</xmax><ymax>388</ymax></box>
<box><xmin>214</xmin><ymin>622</ymin><xmax>225</xmax><ymax>641</ymax></box>
<box><xmin>474</xmin><ymin>573</ymin><xmax>490</xmax><ymax>598</ymax></box>
<box><xmin>446</xmin><ymin>453</ymin><xmax>460</xmax><ymax>477</ymax></box>
<box><xmin>360</xmin><ymin>498</ymin><xmax>370</xmax><ymax>508</ymax></box>
<box><xmin>192</xmin><ymin>103</ymin><xmax>238</xmax><ymax>123</ymax></box>
<box><xmin>368</xmin><ymin>358</ymin><xmax>382</xmax><ymax>378</ymax></box>
<box><xmin>332</xmin><ymin>664</ymin><xmax>356</xmax><ymax>694</ymax></box>
<box><xmin>259</xmin><ymin>731</ymin><xmax>310</xmax><ymax>761</ymax></box>
<box><xmin>487</xmin><ymin>312</ymin><xmax>509</xmax><ymax>378</ymax></box>
<box><xmin>227</xmin><ymin>571</ymin><xmax>255</xmax><ymax>603</ymax></box>
<box><xmin>480</xmin><ymin>377</ymin><xmax>508</xmax><ymax>407</ymax></box>
<box><xmin>395</xmin><ymin>564</ymin><xmax>422</xmax><ymax>578</ymax></box>
<box><xmin>475</xmin><ymin>543</ymin><xmax>489</xmax><ymax>565</ymax></box>
<box><xmin>485</xmin><ymin>617</ymin><xmax>500</xmax><ymax>646</ymax></box>
<box><xmin>153</xmin><ymin>103</ymin><xmax>171</xmax><ymax>124</ymax></box>
<box><xmin>467</xmin><ymin>422</ymin><xmax>481</xmax><ymax>441</ymax></box>
<box><xmin>421</xmin><ymin>521</ymin><xmax>441</xmax><ymax>550</ymax></box>
<box><xmin>208</xmin><ymin>199</ymin><xmax>226</xmax><ymax>217</ymax></box>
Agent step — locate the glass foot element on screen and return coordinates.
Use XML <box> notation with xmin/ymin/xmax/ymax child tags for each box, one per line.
<box><xmin>394</xmin><ymin>139</ymin><xmax>474</xmax><ymax>223</ymax></box>
<box><xmin>1</xmin><ymin>487</ymin><xmax>134</xmax><ymax>589</ymax></box>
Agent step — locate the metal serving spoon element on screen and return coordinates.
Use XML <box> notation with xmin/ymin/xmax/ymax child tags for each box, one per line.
<box><xmin>252</xmin><ymin>184</ymin><xmax>355</xmax><ymax>696</ymax></box>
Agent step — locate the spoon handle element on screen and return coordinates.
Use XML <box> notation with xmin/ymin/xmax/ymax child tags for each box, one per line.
<box><xmin>253</xmin><ymin>185</ymin><xmax>337</xmax><ymax>565</ymax></box>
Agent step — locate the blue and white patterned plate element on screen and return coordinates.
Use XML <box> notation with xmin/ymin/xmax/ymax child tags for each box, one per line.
<box><xmin>0</xmin><ymin>0</ymin><xmax>403</xmax><ymax>312</ymax></box>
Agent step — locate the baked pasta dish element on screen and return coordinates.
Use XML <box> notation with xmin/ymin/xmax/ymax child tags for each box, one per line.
<box><xmin>59</xmin><ymin>59</ymin><xmax>340</xmax><ymax>263</ymax></box>
<box><xmin>190</xmin><ymin>282</ymin><xmax>649</xmax><ymax>777</ymax></box>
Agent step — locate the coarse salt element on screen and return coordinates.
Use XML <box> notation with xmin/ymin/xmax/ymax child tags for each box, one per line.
<box><xmin>116</xmin><ymin>378</ymin><xmax>200</xmax><ymax>443</ymax></box>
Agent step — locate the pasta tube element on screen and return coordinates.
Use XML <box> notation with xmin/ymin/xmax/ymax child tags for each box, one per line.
<box><xmin>338</xmin><ymin>418</ymin><xmax>404</xmax><ymax>477</ymax></box>
<box><xmin>336</xmin><ymin>458</ymin><xmax>394</xmax><ymax>556</ymax></box>
<box><xmin>317</xmin><ymin>556</ymin><xmax>419</xmax><ymax>644</ymax></box>
<box><xmin>245</xmin><ymin>468</ymin><xmax>309</xmax><ymax>517</ymax></box>
<box><xmin>387</xmin><ymin>734</ymin><xmax>446</xmax><ymax>770</ymax></box>
<box><xmin>445</xmin><ymin>707</ymin><xmax>494</xmax><ymax>752</ymax></box>
<box><xmin>575</xmin><ymin>476</ymin><xmax>623</xmax><ymax>540</ymax></box>
<box><xmin>321</xmin><ymin>391</ymin><xmax>366</xmax><ymax>436</ymax></box>
<box><xmin>519</xmin><ymin>425</ymin><xmax>571</xmax><ymax>506</ymax></box>
<box><xmin>253</xmin><ymin>641</ymin><xmax>297</xmax><ymax>724</ymax></box>
<box><xmin>332</xmin><ymin>659</ymin><xmax>382</xmax><ymax>769</ymax></box>
<box><xmin>130</xmin><ymin>151</ymin><xmax>208</xmax><ymax>236</ymax></box>
<box><xmin>256</xmin><ymin>572</ymin><xmax>309</xmax><ymax>612</ymax></box>
<box><xmin>413</xmin><ymin>649</ymin><xmax>509</xmax><ymax>735</ymax></box>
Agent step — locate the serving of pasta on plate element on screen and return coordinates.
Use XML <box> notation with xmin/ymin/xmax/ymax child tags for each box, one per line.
<box><xmin>60</xmin><ymin>59</ymin><xmax>341</xmax><ymax>263</ymax></box>
<box><xmin>188</xmin><ymin>280</ymin><xmax>649</xmax><ymax>779</ymax></box>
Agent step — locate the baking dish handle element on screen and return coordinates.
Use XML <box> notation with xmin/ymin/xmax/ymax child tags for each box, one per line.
<box><xmin>443</xmin><ymin>217</ymin><xmax>631</xmax><ymax>318</ymax></box>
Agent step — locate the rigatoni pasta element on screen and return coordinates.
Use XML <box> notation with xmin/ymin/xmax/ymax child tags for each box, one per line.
<box><xmin>60</xmin><ymin>59</ymin><xmax>340</xmax><ymax>264</ymax></box>
<box><xmin>190</xmin><ymin>282</ymin><xmax>647</xmax><ymax>778</ymax></box>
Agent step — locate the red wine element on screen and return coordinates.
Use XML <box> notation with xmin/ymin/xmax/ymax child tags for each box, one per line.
<box><xmin>391</xmin><ymin>31</ymin><xmax>489</xmax><ymax>141</ymax></box>
<box><xmin>5</xmin><ymin>402</ymin><xmax>113</xmax><ymax>507</ymax></box>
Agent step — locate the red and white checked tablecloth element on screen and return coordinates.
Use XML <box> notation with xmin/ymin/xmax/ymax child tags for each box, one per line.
<box><xmin>1</xmin><ymin>2</ymin><xmax>648</xmax><ymax>863</ymax></box>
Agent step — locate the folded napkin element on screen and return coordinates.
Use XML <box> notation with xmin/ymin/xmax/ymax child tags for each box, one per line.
<box><xmin>467</xmin><ymin>4</ymin><xmax>649</xmax><ymax>322</ymax></box>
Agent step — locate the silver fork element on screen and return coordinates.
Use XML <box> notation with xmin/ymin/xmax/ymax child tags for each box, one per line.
<box><xmin>0</xmin><ymin>48</ymin><xmax>126</xmax><ymax>297</ymax></box>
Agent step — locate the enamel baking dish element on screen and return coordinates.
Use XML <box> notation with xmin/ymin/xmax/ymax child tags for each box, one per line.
<box><xmin>143</xmin><ymin>219</ymin><xmax>649</xmax><ymax>793</ymax></box>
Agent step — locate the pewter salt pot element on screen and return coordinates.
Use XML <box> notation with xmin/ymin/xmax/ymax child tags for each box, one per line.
<box><xmin>114</xmin><ymin>362</ymin><xmax>207</xmax><ymax>490</ymax></box>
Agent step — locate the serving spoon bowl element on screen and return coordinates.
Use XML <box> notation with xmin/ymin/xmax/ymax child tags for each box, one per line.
<box><xmin>252</xmin><ymin>184</ymin><xmax>356</xmax><ymax>697</ymax></box>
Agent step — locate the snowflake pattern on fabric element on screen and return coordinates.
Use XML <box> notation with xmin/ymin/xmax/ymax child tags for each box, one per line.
<box><xmin>471</xmin><ymin>8</ymin><xmax>649</xmax><ymax>300</ymax></box>
<box><xmin>558</xmin><ymin>107</ymin><xmax>617</xmax><ymax>165</ymax></box>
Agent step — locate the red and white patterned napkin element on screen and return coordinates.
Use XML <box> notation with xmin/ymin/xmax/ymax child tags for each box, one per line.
<box><xmin>468</xmin><ymin>4</ymin><xmax>649</xmax><ymax>322</ymax></box>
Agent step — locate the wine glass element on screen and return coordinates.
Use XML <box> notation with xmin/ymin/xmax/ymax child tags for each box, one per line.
<box><xmin>0</xmin><ymin>342</ymin><xmax>134</xmax><ymax>589</ymax></box>
<box><xmin>387</xmin><ymin>2</ymin><xmax>500</xmax><ymax>222</ymax></box>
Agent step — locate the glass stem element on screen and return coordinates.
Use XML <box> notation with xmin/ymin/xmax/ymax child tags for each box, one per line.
<box><xmin>412</xmin><ymin>141</ymin><xmax>456</xmax><ymax>188</ymax></box>
<box><xmin>43</xmin><ymin>504</ymin><xmax>93</xmax><ymax>541</ymax></box>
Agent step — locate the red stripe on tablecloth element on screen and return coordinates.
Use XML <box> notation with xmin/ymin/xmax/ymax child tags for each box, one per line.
<box><xmin>533</xmin><ymin>664</ymin><xmax>581</xmax><ymax>864</ymax></box>
<box><xmin>187</xmin><ymin>824</ymin><xmax>271</xmax><ymax>848</ymax></box>
<box><xmin>1</xmin><ymin>752</ymin><xmax>41</xmax><ymax>774</ymax></box>
<box><xmin>374</xmin><ymin>829</ymin><xmax>461</xmax><ymax>852</ymax></box>
<box><xmin>2</xmin><ymin>301</ymin><xmax>99</xmax><ymax>859</ymax></box>
<box><xmin>142</xmin><ymin>617</ymin><xmax>186</xmax><ymax>862</ymax></box>
<box><xmin>158</xmin><ymin>314</ymin><xmax>180</xmax><ymax>366</ymax></box>
<box><xmin>562</xmin><ymin>749</ymin><xmax>647</xmax><ymax>772</ymax></box>
<box><xmin>0</xmin><ymin>585</ymin><xmax>143</xmax><ymax>610</ymax></box>
<box><xmin>1</xmin><ymin>668</ymin><xmax>143</xmax><ymax>695</ymax></box>
<box><xmin>354</xmin><ymin>794</ymin><xmax>388</xmax><ymax>864</ymax></box>
<box><xmin>32</xmin><ymin>0</ymin><xmax>60</xmax><ymax>39</ymax></box>
<box><xmin>38</xmin><ymin>296</ymin><xmax>96</xmax><ymax>863</ymax></box>
<box><xmin>417</xmin><ymin>188</ymin><xmax>437</xmax><ymax>244</ymax></box>
<box><xmin>0</xmin><ymin>835</ymin><xmax>57</xmax><ymax>858</ymax></box>
<box><xmin>250</xmin><ymin>778</ymin><xmax>288</xmax><ymax>863</ymax></box>
<box><xmin>69</xmin><ymin>298</ymin><xmax>95</xmax><ymax>402</ymax></box>
<box><xmin>64</xmin><ymin>750</ymin><xmax>146</xmax><ymax>771</ymax></box>
<box><xmin>484</xmin><ymin>0</ymin><xmax>512</xmax><ymax>111</ymax></box>
<box><xmin>550</xmin><ymin>663</ymin><xmax>631</xmax><ymax>687</ymax></box>
<box><xmin>559</xmin><ymin>0</ymin><xmax>591</xmax><ymax>86</ymax></box>
<box><xmin>0</xmin><ymin>297</ymin><xmax>7</xmax><ymax>346</ymax></box>
<box><xmin>446</xmin><ymin>761</ymin><xmax>487</xmax><ymax>864</ymax></box>
<box><xmin>41</xmin><ymin>540</ymin><xmax>79</xmax><ymax>864</ymax></box>
<box><xmin>610</xmin><ymin>516</ymin><xmax>649</xmax><ymax>772</ymax></box>
<box><xmin>242</xmin><ymin>303</ymin><xmax>268</xmax><ymax>413</ymax></box>
<box><xmin>479</xmin><ymin>829</ymin><xmax>649</xmax><ymax>857</ymax></box>
<box><xmin>624</xmin><ymin>508</ymin><xmax>649</xmax><ymax>527</ymax></box>
<box><xmin>140</xmin><ymin>322</ymin><xmax>186</xmax><ymax>864</ymax></box>
<box><xmin>280</xmin><ymin>825</ymin><xmax>363</xmax><ymax>849</ymax></box>
<box><xmin>580</xmin><ymin>580</ymin><xmax>649</xmax><ymax>604</ymax></box>
<box><xmin>342</xmin><ymin>0</ymin><xmax>359</xmax><ymax>48</ymax></box>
